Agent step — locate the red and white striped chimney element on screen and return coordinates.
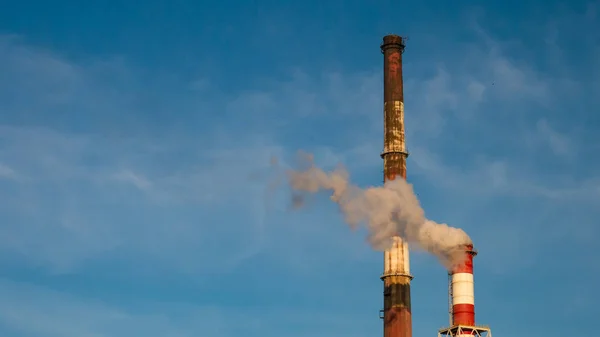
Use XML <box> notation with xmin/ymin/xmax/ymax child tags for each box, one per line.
<box><xmin>450</xmin><ymin>244</ymin><xmax>477</xmax><ymax>330</ymax></box>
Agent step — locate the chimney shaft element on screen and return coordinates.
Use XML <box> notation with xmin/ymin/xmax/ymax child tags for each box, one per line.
<box><xmin>450</xmin><ymin>244</ymin><xmax>477</xmax><ymax>336</ymax></box>
<box><xmin>380</xmin><ymin>34</ymin><xmax>412</xmax><ymax>337</ymax></box>
<box><xmin>380</xmin><ymin>34</ymin><xmax>408</xmax><ymax>180</ymax></box>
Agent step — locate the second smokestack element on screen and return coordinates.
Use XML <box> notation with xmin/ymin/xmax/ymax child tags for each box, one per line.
<box><xmin>450</xmin><ymin>245</ymin><xmax>477</xmax><ymax>333</ymax></box>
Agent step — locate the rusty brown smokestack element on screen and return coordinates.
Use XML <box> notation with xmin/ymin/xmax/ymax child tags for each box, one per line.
<box><xmin>381</xmin><ymin>34</ymin><xmax>408</xmax><ymax>181</ymax></box>
<box><xmin>379</xmin><ymin>34</ymin><xmax>413</xmax><ymax>337</ymax></box>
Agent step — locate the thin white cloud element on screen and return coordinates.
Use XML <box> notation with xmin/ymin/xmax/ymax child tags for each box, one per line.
<box><xmin>411</xmin><ymin>145</ymin><xmax>597</xmax><ymax>201</ymax></box>
<box><xmin>0</xmin><ymin>127</ymin><xmax>286</xmax><ymax>273</ymax></box>
<box><xmin>112</xmin><ymin>169</ymin><xmax>153</xmax><ymax>191</ymax></box>
<box><xmin>535</xmin><ymin>118</ymin><xmax>572</xmax><ymax>157</ymax></box>
<box><xmin>0</xmin><ymin>163</ymin><xmax>16</xmax><ymax>179</ymax></box>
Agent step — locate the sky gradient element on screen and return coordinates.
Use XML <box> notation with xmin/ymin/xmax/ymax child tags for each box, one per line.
<box><xmin>0</xmin><ymin>1</ymin><xmax>599</xmax><ymax>336</ymax></box>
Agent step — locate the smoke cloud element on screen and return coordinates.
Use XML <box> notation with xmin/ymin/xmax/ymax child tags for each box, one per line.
<box><xmin>286</xmin><ymin>151</ymin><xmax>472</xmax><ymax>269</ymax></box>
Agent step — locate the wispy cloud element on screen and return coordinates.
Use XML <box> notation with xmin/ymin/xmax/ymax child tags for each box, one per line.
<box><xmin>112</xmin><ymin>170</ymin><xmax>152</xmax><ymax>191</ymax></box>
<box><xmin>0</xmin><ymin>125</ymin><xmax>284</xmax><ymax>273</ymax></box>
<box><xmin>535</xmin><ymin>118</ymin><xmax>572</xmax><ymax>157</ymax></box>
<box><xmin>0</xmin><ymin>163</ymin><xmax>16</xmax><ymax>179</ymax></box>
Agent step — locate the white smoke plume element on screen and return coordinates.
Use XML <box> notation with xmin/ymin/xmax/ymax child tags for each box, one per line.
<box><xmin>286</xmin><ymin>151</ymin><xmax>472</xmax><ymax>269</ymax></box>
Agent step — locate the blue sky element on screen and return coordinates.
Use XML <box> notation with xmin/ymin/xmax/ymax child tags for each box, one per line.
<box><xmin>0</xmin><ymin>0</ymin><xmax>598</xmax><ymax>336</ymax></box>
